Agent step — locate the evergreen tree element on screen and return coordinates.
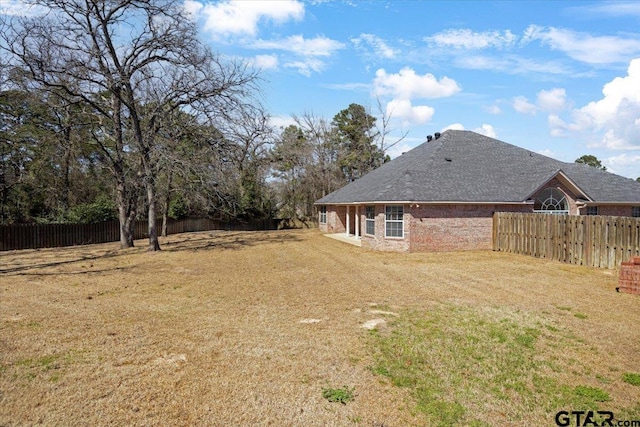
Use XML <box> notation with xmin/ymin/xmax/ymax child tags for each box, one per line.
<box><xmin>332</xmin><ymin>103</ymin><xmax>386</xmax><ymax>182</ymax></box>
<box><xmin>575</xmin><ymin>155</ymin><xmax>607</xmax><ymax>170</ymax></box>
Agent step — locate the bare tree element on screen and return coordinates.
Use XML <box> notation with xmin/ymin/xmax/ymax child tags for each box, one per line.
<box><xmin>373</xmin><ymin>96</ymin><xmax>409</xmax><ymax>154</ymax></box>
<box><xmin>219</xmin><ymin>105</ymin><xmax>275</xmax><ymax>219</ymax></box>
<box><xmin>293</xmin><ymin>112</ymin><xmax>343</xmax><ymax>206</ymax></box>
<box><xmin>2</xmin><ymin>0</ymin><xmax>260</xmax><ymax>250</ymax></box>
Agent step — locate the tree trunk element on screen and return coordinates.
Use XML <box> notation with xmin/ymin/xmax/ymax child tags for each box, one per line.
<box><xmin>116</xmin><ymin>180</ymin><xmax>134</xmax><ymax>249</ymax></box>
<box><xmin>161</xmin><ymin>205</ymin><xmax>168</xmax><ymax>237</ymax></box>
<box><xmin>147</xmin><ymin>182</ymin><xmax>160</xmax><ymax>251</ymax></box>
<box><xmin>125</xmin><ymin>206</ymin><xmax>136</xmax><ymax>247</ymax></box>
<box><xmin>141</xmin><ymin>144</ymin><xmax>160</xmax><ymax>251</ymax></box>
<box><xmin>161</xmin><ymin>172</ymin><xmax>172</xmax><ymax>237</ymax></box>
<box><xmin>62</xmin><ymin>150</ymin><xmax>70</xmax><ymax>211</ymax></box>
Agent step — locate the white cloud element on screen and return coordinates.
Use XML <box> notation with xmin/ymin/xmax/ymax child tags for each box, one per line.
<box><xmin>192</xmin><ymin>0</ymin><xmax>304</xmax><ymax>37</ymax></box>
<box><xmin>537</xmin><ymin>88</ymin><xmax>567</xmax><ymax>112</ymax></box>
<box><xmin>0</xmin><ymin>0</ymin><xmax>47</xmax><ymax>16</ymax></box>
<box><xmin>426</xmin><ymin>29</ymin><xmax>517</xmax><ymax>50</ymax></box>
<box><xmin>373</xmin><ymin>67</ymin><xmax>461</xmax><ymax>99</ymax></box>
<box><xmin>484</xmin><ymin>104</ymin><xmax>502</xmax><ymax>115</ymax></box>
<box><xmin>603</xmin><ymin>153</ymin><xmax>640</xmax><ymax>178</ymax></box>
<box><xmin>284</xmin><ymin>58</ymin><xmax>326</xmax><ymax>77</ymax></box>
<box><xmin>553</xmin><ymin>58</ymin><xmax>640</xmax><ymax>150</ymax></box>
<box><xmin>522</xmin><ymin>25</ymin><xmax>640</xmax><ymax>64</ymax></box>
<box><xmin>474</xmin><ymin>124</ymin><xmax>497</xmax><ymax>138</ymax></box>
<box><xmin>183</xmin><ymin>0</ymin><xmax>203</xmax><ymax>17</ymax></box>
<box><xmin>580</xmin><ymin>59</ymin><xmax>640</xmax><ymax>126</ymax></box>
<box><xmin>440</xmin><ymin>123</ymin><xmax>496</xmax><ymax>138</ymax></box>
<box><xmin>269</xmin><ymin>114</ymin><xmax>296</xmax><ymax>130</ymax></box>
<box><xmin>513</xmin><ymin>96</ymin><xmax>537</xmax><ymax>115</ymax></box>
<box><xmin>516</xmin><ymin>88</ymin><xmax>568</xmax><ymax>125</ymax></box>
<box><xmin>387</xmin><ymin>142</ymin><xmax>416</xmax><ymax>160</ymax></box>
<box><xmin>351</xmin><ymin>33</ymin><xmax>398</xmax><ymax>59</ymax></box>
<box><xmin>548</xmin><ymin>115</ymin><xmax>572</xmax><ymax>137</ymax></box>
<box><xmin>456</xmin><ymin>55</ymin><xmax>571</xmax><ymax>75</ymax></box>
<box><xmin>186</xmin><ymin>1</ymin><xmax>341</xmax><ymax>77</ymax></box>
<box><xmin>322</xmin><ymin>82</ymin><xmax>370</xmax><ymax>91</ymax></box>
<box><xmin>536</xmin><ymin>148</ymin><xmax>558</xmax><ymax>159</ymax></box>
<box><xmin>385</xmin><ymin>99</ymin><xmax>434</xmax><ymax>125</ymax></box>
<box><xmin>372</xmin><ymin>68</ymin><xmax>460</xmax><ymax>126</ymax></box>
<box><xmin>251</xmin><ymin>54</ymin><xmax>278</xmax><ymax>70</ymax></box>
<box><xmin>568</xmin><ymin>2</ymin><xmax>640</xmax><ymax>18</ymax></box>
<box><xmin>249</xmin><ymin>35</ymin><xmax>344</xmax><ymax>76</ymax></box>
<box><xmin>251</xmin><ymin>35</ymin><xmax>344</xmax><ymax>57</ymax></box>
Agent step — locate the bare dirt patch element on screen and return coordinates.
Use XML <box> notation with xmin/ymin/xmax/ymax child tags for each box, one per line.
<box><xmin>1</xmin><ymin>229</ymin><xmax>638</xmax><ymax>426</ymax></box>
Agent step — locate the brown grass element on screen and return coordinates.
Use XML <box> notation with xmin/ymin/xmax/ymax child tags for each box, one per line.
<box><xmin>1</xmin><ymin>229</ymin><xmax>638</xmax><ymax>426</ymax></box>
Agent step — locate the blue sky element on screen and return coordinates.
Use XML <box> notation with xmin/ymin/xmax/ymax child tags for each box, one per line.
<box><xmin>184</xmin><ymin>0</ymin><xmax>640</xmax><ymax>179</ymax></box>
<box><xmin>2</xmin><ymin>0</ymin><xmax>640</xmax><ymax>178</ymax></box>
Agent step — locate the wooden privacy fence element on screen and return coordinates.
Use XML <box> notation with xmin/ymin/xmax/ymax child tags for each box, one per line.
<box><xmin>493</xmin><ymin>212</ymin><xmax>640</xmax><ymax>269</ymax></box>
<box><xmin>0</xmin><ymin>217</ymin><xmax>282</xmax><ymax>251</ymax></box>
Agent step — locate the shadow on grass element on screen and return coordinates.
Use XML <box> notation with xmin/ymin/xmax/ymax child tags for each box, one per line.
<box><xmin>5</xmin><ymin>265</ymin><xmax>135</xmax><ymax>277</ymax></box>
<box><xmin>0</xmin><ymin>248</ymin><xmax>127</xmax><ymax>275</ymax></box>
<box><xmin>160</xmin><ymin>230</ymin><xmax>303</xmax><ymax>253</ymax></box>
<box><xmin>0</xmin><ymin>230</ymin><xmax>304</xmax><ymax>276</ymax></box>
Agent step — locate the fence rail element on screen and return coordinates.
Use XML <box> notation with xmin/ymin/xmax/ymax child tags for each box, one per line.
<box><xmin>0</xmin><ymin>217</ymin><xmax>282</xmax><ymax>252</ymax></box>
<box><xmin>493</xmin><ymin>212</ymin><xmax>640</xmax><ymax>268</ymax></box>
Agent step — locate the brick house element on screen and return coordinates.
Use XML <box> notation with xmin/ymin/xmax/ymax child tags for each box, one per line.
<box><xmin>315</xmin><ymin>130</ymin><xmax>640</xmax><ymax>252</ymax></box>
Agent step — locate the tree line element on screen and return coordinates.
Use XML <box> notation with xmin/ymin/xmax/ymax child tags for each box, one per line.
<box><xmin>0</xmin><ymin>0</ymin><xmax>396</xmax><ymax>251</ymax></box>
<box><xmin>7</xmin><ymin>2</ymin><xmax>626</xmax><ymax>253</ymax></box>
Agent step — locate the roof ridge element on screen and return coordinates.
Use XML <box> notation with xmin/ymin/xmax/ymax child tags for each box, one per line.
<box><xmin>315</xmin><ymin>130</ymin><xmax>640</xmax><ymax>204</ymax></box>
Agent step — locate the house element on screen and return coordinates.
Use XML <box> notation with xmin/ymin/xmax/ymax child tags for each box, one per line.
<box><xmin>315</xmin><ymin>130</ymin><xmax>640</xmax><ymax>252</ymax></box>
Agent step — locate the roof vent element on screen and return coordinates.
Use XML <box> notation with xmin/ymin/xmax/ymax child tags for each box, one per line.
<box><xmin>445</xmin><ymin>157</ymin><xmax>452</xmax><ymax>162</ymax></box>
<box><xmin>434</xmin><ymin>132</ymin><xmax>441</xmax><ymax>139</ymax></box>
<box><xmin>426</xmin><ymin>135</ymin><xmax>433</xmax><ymax>142</ymax></box>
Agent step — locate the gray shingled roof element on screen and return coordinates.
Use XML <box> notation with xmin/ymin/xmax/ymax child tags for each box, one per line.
<box><xmin>316</xmin><ymin>130</ymin><xmax>640</xmax><ymax>204</ymax></box>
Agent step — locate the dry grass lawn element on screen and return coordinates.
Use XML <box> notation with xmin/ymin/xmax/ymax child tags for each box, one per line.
<box><xmin>1</xmin><ymin>229</ymin><xmax>639</xmax><ymax>426</ymax></box>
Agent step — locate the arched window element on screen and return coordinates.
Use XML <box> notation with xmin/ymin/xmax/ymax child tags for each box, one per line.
<box><xmin>534</xmin><ymin>188</ymin><xmax>568</xmax><ymax>214</ymax></box>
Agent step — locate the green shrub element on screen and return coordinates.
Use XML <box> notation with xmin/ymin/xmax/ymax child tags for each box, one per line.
<box><xmin>67</xmin><ymin>195</ymin><xmax>117</xmax><ymax>223</ymax></box>
<box><xmin>168</xmin><ymin>196</ymin><xmax>188</xmax><ymax>219</ymax></box>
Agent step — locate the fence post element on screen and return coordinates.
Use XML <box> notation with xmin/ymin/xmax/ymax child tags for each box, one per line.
<box><xmin>491</xmin><ymin>212</ymin><xmax>639</xmax><ymax>269</ymax></box>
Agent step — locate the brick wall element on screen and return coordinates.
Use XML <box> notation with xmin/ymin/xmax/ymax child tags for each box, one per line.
<box><xmin>407</xmin><ymin>204</ymin><xmax>532</xmax><ymax>252</ymax></box>
<box><xmin>618</xmin><ymin>257</ymin><xmax>640</xmax><ymax>295</ymax></box>
<box><xmin>321</xmin><ymin>201</ymin><xmax>638</xmax><ymax>253</ymax></box>
<box><xmin>324</xmin><ymin>205</ymin><xmax>346</xmax><ymax>234</ymax></box>
<box><xmin>360</xmin><ymin>205</ymin><xmax>410</xmax><ymax>251</ymax></box>
<box><xmin>582</xmin><ymin>206</ymin><xmax>637</xmax><ymax>217</ymax></box>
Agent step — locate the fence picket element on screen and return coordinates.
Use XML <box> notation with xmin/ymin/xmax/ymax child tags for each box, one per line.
<box><xmin>493</xmin><ymin>213</ymin><xmax>640</xmax><ymax>269</ymax></box>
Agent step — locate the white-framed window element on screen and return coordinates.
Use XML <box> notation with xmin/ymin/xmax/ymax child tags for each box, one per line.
<box><xmin>533</xmin><ymin>188</ymin><xmax>568</xmax><ymax>215</ymax></box>
<box><xmin>586</xmin><ymin>206</ymin><xmax>598</xmax><ymax>216</ymax></box>
<box><xmin>632</xmin><ymin>206</ymin><xmax>640</xmax><ymax>218</ymax></box>
<box><xmin>365</xmin><ymin>206</ymin><xmax>375</xmax><ymax>235</ymax></box>
<box><xmin>385</xmin><ymin>205</ymin><xmax>404</xmax><ymax>238</ymax></box>
<box><xmin>319</xmin><ymin>206</ymin><xmax>327</xmax><ymax>224</ymax></box>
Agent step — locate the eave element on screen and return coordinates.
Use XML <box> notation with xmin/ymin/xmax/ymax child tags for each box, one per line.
<box><xmin>524</xmin><ymin>169</ymin><xmax>592</xmax><ymax>202</ymax></box>
<box><xmin>314</xmin><ymin>200</ymin><xmax>535</xmax><ymax>206</ymax></box>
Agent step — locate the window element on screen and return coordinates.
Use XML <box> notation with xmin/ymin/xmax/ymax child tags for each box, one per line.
<box><xmin>632</xmin><ymin>206</ymin><xmax>640</xmax><ymax>218</ymax></box>
<box><xmin>319</xmin><ymin>206</ymin><xmax>327</xmax><ymax>224</ymax></box>
<box><xmin>586</xmin><ymin>206</ymin><xmax>598</xmax><ymax>216</ymax></box>
<box><xmin>533</xmin><ymin>188</ymin><xmax>568</xmax><ymax>214</ymax></box>
<box><xmin>365</xmin><ymin>206</ymin><xmax>375</xmax><ymax>235</ymax></box>
<box><xmin>385</xmin><ymin>205</ymin><xmax>404</xmax><ymax>238</ymax></box>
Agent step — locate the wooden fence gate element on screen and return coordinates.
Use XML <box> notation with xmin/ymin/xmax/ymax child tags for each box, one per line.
<box><xmin>493</xmin><ymin>212</ymin><xmax>640</xmax><ymax>269</ymax></box>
